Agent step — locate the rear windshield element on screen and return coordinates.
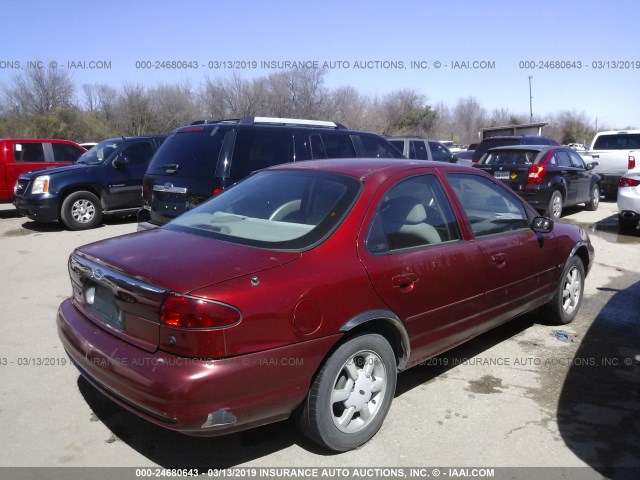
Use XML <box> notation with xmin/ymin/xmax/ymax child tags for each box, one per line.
<box><xmin>593</xmin><ymin>133</ymin><xmax>640</xmax><ymax>150</ymax></box>
<box><xmin>474</xmin><ymin>139</ymin><xmax>521</xmax><ymax>160</ymax></box>
<box><xmin>479</xmin><ymin>149</ymin><xmax>541</xmax><ymax>166</ymax></box>
<box><xmin>165</xmin><ymin>170</ymin><xmax>361</xmax><ymax>250</ymax></box>
<box><xmin>147</xmin><ymin>128</ymin><xmax>225</xmax><ymax>176</ymax></box>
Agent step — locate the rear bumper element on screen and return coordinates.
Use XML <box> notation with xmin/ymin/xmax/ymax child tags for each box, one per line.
<box><xmin>598</xmin><ymin>174</ymin><xmax>622</xmax><ymax>197</ymax></box>
<box><xmin>57</xmin><ymin>298</ymin><xmax>339</xmax><ymax>436</ymax></box>
<box><xmin>13</xmin><ymin>195</ymin><xmax>60</xmax><ymax>222</ymax></box>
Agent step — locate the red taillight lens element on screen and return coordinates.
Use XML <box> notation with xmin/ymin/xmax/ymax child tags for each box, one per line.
<box><xmin>212</xmin><ymin>187</ymin><xmax>223</xmax><ymax>196</ymax></box>
<box><xmin>161</xmin><ymin>293</ymin><xmax>240</xmax><ymax>328</ymax></box>
<box><xmin>619</xmin><ymin>177</ymin><xmax>640</xmax><ymax>188</ymax></box>
<box><xmin>629</xmin><ymin>155</ymin><xmax>636</xmax><ymax>170</ymax></box>
<box><xmin>528</xmin><ymin>164</ymin><xmax>546</xmax><ymax>184</ymax></box>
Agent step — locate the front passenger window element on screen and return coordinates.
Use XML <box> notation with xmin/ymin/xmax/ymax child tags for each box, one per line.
<box><xmin>447</xmin><ymin>173</ymin><xmax>529</xmax><ymax>237</ymax></box>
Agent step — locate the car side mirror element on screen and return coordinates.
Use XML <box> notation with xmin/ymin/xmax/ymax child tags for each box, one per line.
<box><xmin>531</xmin><ymin>216</ymin><xmax>554</xmax><ymax>233</ymax></box>
<box><xmin>587</xmin><ymin>162</ymin><xmax>599</xmax><ymax>170</ymax></box>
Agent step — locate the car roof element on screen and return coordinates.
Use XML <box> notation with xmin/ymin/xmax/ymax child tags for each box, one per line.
<box><xmin>266</xmin><ymin>157</ymin><xmax>471</xmax><ymax>180</ymax></box>
<box><xmin>486</xmin><ymin>145</ymin><xmax>557</xmax><ymax>153</ymax></box>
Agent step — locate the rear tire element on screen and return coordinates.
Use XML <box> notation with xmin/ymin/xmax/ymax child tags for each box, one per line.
<box><xmin>60</xmin><ymin>191</ymin><xmax>103</xmax><ymax>230</ymax></box>
<box><xmin>584</xmin><ymin>185</ymin><xmax>600</xmax><ymax>211</ymax></box>
<box><xmin>619</xmin><ymin>215</ymin><xmax>638</xmax><ymax>232</ymax></box>
<box><xmin>543</xmin><ymin>256</ymin><xmax>585</xmax><ymax>325</ymax></box>
<box><xmin>546</xmin><ymin>190</ymin><xmax>563</xmax><ymax>220</ymax></box>
<box><xmin>296</xmin><ymin>333</ymin><xmax>397</xmax><ymax>452</ymax></box>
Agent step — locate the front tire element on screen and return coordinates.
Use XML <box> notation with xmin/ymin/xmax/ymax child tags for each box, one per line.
<box><xmin>584</xmin><ymin>185</ymin><xmax>600</xmax><ymax>211</ymax></box>
<box><xmin>60</xmin><ymin>191</ymin><xmax>103</xmax><ymax>230</ymax></box>
<box><xmin>543</xmin><ymin>256</ymin><xmax>585</xmax><ymax>325</ymax></box>
<box><xmin>297</xmin><ymin>333</ymin><xmax>397</xmax><ymax>452</ymax></box>
<box><xmin>546</xmin><ymin>190</ymin><xmax>563</xmax><ymax>220</ymax></box>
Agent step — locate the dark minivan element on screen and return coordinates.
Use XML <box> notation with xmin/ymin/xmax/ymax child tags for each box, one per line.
<box><xmin>137</xmin><ymin>117</ymin><xmax>403</xmax><ymax>229</ymax></box>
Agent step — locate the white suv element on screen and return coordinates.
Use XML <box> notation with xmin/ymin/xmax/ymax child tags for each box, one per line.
<box><xmin>386</xmin><ymin>137</ymin><xmax>454</xmax><ymax>162</ymax></box>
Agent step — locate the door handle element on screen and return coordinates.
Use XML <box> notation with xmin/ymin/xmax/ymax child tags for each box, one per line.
<box><xmin>392</xmin><ymin>273</ymin><xmax>418</xmax><ymax>291</ymax></box>
<box><xmin>491</xmin><ymin>253</ymin><xmax>507</xmax><ymax>265</ymax></box>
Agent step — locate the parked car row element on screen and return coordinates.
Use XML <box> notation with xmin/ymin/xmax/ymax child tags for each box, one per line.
<box><xmin>6</xmin><ymin>122</ymin><xmax>637</xmax><ymax>232</ymax></box>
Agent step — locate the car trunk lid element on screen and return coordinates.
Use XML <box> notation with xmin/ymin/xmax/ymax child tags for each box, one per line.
<box><xmin>70</xmin><ymin>229</ymin><xmax>300</xmax><ymax>352</ymax></box>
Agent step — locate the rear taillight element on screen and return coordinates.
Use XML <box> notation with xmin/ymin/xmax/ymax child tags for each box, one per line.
<box><xmin>619</xmin><ymin>177</ymin><xmax>640</xmax><ymax>188</ymax></box>
<box><xmin>161</xmin><ymin>293</ymin><xmax>240</xmax><ymax>328</ymax></box>
<box><xmin>629</xmin><ymin>155</ymin><xmax>636</xmax><ymax>170</ymax></box>
<box><xmin>212</xmin><ymin>187</ymin><xmax>223</xmax><ymax>196</ymax></box>
<box><xmin>528</xmin><ymin>164</ymin><xmax>546</xmax><ymax>184</ymax></box>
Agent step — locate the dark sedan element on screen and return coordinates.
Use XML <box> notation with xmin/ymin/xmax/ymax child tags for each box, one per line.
<box><xmin>58</xmin><ymin>158</ymin><xmax>593</xmax><ymax>451</ymax></box>
<box><xmin>475</xmin><ymin>145</ymin><xmax>601</xmax><ymax>219</ymax></box>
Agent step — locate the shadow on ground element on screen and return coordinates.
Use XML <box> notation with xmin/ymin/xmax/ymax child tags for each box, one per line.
<box><xmin>557</xmin><ymin>277</ymin><xmax>640</xmax><ymax>479</ymax></box>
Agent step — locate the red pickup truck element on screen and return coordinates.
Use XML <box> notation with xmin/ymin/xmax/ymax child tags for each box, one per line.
<box><xmin>0</xmin><ymin>138</ymin><xmax>86</xmax><ymax>201</ymax></box>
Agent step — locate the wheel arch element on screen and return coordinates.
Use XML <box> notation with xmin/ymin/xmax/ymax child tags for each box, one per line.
<box><xmin>338</xmin><ymin>310</ymin><xmax>410</xmax><ymax>371</ymax></box>
<box><xmin>58</xmin><ymin>184</ymin><xmax>104</xmax><ymax>214</ymax></box>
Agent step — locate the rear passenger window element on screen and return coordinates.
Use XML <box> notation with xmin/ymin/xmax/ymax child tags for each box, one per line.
<box><xmin>359</xmin><ymin>135</ymin><xmax>399</xmax><ymax>158</ymax></box>
<box><xmin>51</xmin><ymin>143</ymin><xmax>85</xmax><ymax>162</ymax></box>
<box><xmin>320</xmin><ymin>134</ymin><xmax>356</xmax><ymax>158</ymax></box>
<box><xmin>409</xmin><ymin>141</ymin><xmax>429</xmax><ymax>160</ymax></box>
<box><xmin>555</xmin><ymin>151</ymin><xmax>572</xmax><ymax>167</ymax></box>
<box><xmin>14</xmin><ymin>143</ymin><xmax>45</xmax><ymax>162</ymax></box>
<box><xmin>230</xmin><ymin>130</ymin><xmax>293</xmax><ymax>178</ymax></box>
<box><xmin>367</xmin><ymin>175</ymin><xmax>461</xmax><ymax>253</ymax></box>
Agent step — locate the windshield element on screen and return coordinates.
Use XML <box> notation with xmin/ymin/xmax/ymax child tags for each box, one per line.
<box><xmin>480</xmin><ymin>149</ymin><xmax>540</xmax><ymax>166</ymax></box>
<box><xmin>165</xmin><ymin>170</ymin><xmax>362</xmax><ymax>250</ymax></box>
<box><xmin>76</xmin><ymin>139</ymin><xmax>122</xmax><ymax>165</ymax></box>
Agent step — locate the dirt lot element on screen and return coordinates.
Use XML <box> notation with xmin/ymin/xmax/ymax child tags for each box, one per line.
<box><xmin>0</xmin><ymin>200</ymin><xmax>638</xmax><ymax>478</ymax></box>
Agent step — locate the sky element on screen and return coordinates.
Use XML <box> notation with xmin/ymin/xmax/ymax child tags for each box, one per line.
<box><xmin>1</xmin><ymin>0</ymin><xmax>639</xmax><ymax>129</ymax></box>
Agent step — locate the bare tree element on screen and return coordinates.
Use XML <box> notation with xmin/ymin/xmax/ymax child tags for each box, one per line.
<box><xmin>115</xmin><ymin>83</ymin><xmax>152</xmax><ymax>136</ymax></box>
<box><xmin>453</xmin><ymin>96</ymin><xmax>487</xmax><ymax>144</ymax></box>
<box><xmin>5</xmin><ymin>66</ymin><xmax>76</xmax><ymax>115</ymax></box>
<box><xmin>149</xmin><ymin>82</ymin><xmax>198</xmax><ymax>132</ymax></box>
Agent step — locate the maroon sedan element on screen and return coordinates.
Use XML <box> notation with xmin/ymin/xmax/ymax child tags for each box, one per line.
<box><xmin>58</xmin><ymin>158</ymin><xmax>593</xmax><ymax>451</ymax></box>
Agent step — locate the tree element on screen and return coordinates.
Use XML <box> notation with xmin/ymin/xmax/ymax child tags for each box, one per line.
<box><xmin>453</xmin><ymin>97</ymin><xmax>487</xmax><ymax>144</ymax></box>
<box><xmin>5</xmin><ymin>66</ymin><xmax>75</xmax><ymax>115</ymax></box>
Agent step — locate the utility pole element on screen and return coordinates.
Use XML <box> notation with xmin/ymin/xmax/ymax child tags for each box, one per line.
<box><xmin>528</xmin><ymin>76</ymin><xmax>533</xmax><ymax>123</ymax></box>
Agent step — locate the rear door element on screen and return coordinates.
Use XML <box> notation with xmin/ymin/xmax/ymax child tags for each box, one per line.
<box><xmin>358</xmin><ymin>172</ymin><xmax>486</xmax><ymax>364</ymax></box>
<box><xmin>554</xmin><ymin>150</ymin><xmax>584</xmax><ymax>203</ymax></box>
<box><xmin>446</xmin><ymin>172</ymin><xmax>559</xmax><ymax>331</ymax></box>
<box><xmin>568</xmin><ymin>150</ymin><xmax>593</xmax><ymax>202</ymax></box>
<box><xmin>145</xmin><ymin>128</ymin><xmax>228</xmax><ymax>225</ymax></box>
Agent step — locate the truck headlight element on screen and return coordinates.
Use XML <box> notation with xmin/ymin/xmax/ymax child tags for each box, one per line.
<box><xmin>31</xmin><ymin>175</ymin><xmax>50</xmax><ymax>194</ymax></box>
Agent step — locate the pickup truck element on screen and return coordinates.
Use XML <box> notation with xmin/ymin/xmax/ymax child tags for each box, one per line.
<box><xmin>0</xmin><ymin>138</ymin><xmax>86</xmax><ymax>201</ymax></box>
<box><xmin>14</xmin><ymin>135</ymin><xmax>165</xmax><ymax>230</ymax></box>
<box><xmin>582</xmin><ymin>130</ymin><xmax>639</xmax><ymax>198</ymax></box>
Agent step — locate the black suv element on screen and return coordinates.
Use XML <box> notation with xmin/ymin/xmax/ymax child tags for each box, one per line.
<box><xmin>475</xmin><ymin>145</ymin><xmax>600</xmax><ymax>219</ymax></box>
<box><xmin>14</xmin><ymin>135</ymin><xmax>166</xmax><ymax>230</ymax></box>
<box><xmin>137</xmin><ymin>117</ymin><xmax>403</xmax><ymax>229</ymax></box>
<box><xmin>472</xmin><ymin>135</ymin><xmax>559</xmax><ymax>163</ymax></box>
